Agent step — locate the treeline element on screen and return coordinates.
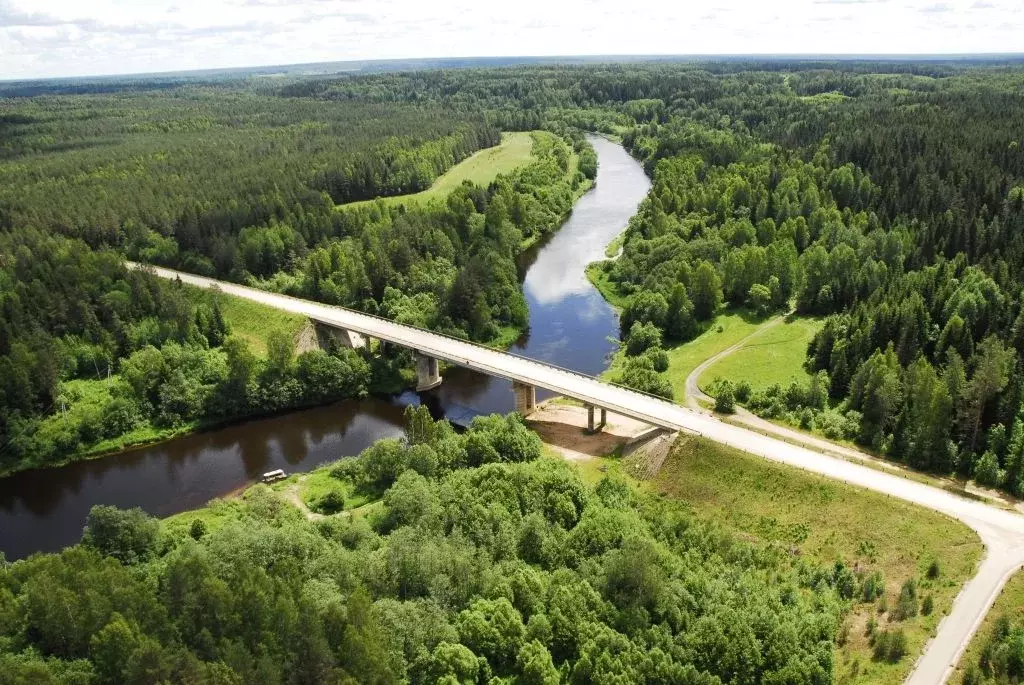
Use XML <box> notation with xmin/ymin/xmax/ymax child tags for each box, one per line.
<box><xmin>579</xmin><ymin>62</ymin><xmax>1024</xmax><ymax>494</ymax></box>
<box><xmin>0</xmin><ymin>89</ymin><xmax>497</xmax><ymax>246</ymax></box>
<box><xmin>0</xmin><ymin>230</ymin><xmax>378</xmax><ymax>475</ymax></box>
<box><xmin>0</xmin><ymin>408</ymin><xmax>850</xmax><ymax>683</ymax></box>
<box><xmin>247</xmin><ymin>132</ymin><xmax>591</xmax><ymax>342</ymax></box>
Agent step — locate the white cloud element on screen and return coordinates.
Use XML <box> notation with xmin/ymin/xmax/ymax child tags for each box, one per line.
<box><xmin>0</xmin><ymin>0</ymin><xmax>1020</xmax><ymax>80</ymax></box>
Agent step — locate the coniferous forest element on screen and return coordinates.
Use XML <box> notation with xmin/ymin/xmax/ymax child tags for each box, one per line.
<box><xmin>1</xmin><ymin>59</ymin><xmax>1024</xmax><ymax>683</ymax></box>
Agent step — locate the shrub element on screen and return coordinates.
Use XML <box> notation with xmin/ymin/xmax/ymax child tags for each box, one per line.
<box><xmin>617</xmin><ymin>356</ymin><xmax>673</xmax><ymax>400</ymax></box>
<box><xmin>927</xmin><ymin>559</ymin><xmax>941</xmax><ymax>579</ymax></box>
<box><xmin>643</xmin><ymin>347</ymin><xmax>669</xmax><ymax>372</ymax></box>
<box><xmin>872</xmin><ymin>628</ymin><xmax>908</xmax><ymax>663</ymax></box>
<box><xmin>861</xmin><ymin>571</ymin><xmax>885</xmax><ymax>602</ymax></box>
<box><xmin>921</xmin><ymin>594</ymin><xmax>934</xmax><ymax>616</ymax></box>
<box><xmin>893</xmin><ymin>578</ymin><xmax>918</xmax><ymax>621</ymax></box>
<box><xmin>974</xmin><ymin>451</ymin><xmax>1004</xmax><ymax>488</ymax></box>
<box><xmin>189</xmin><ymin>519</ymin><xmax>207</xmax><ymax>540</ymax></box>
<box><xmin>734</xmin><ymin>380</ymin><xmax>752</xmax><ymax>403</ymax></box>
<box><xmin>715</xmin><ymin>381</ymin><xmax>735</xmax><ymax>414</ymax></box>
<box><xmin>314</xmin><ymin>490</ymin><xmax>346</xmax><ymax>515</ymax></box>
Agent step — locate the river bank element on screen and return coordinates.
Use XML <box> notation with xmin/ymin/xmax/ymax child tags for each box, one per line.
<box><xmin>0</xmin><ymin>135</ymin><xmax>651</xmax><ymax>560</ymax></box>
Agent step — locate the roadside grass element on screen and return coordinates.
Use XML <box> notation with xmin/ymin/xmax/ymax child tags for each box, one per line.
<box><xmin>341</xmin><ymin>132</ymin><xmax>536</xmax><ymax>210</ymax></box>
<box><xmin>650</xmin><ymin>435</ymin><xmax>982</xmax><ymax>685</ymax></box>
<box><xmin>186</xmin><ymin>285</ymin><xmax>307</xmax><ymax>357</ymax></box>
<box><xmin>954</xmin><ymin>570</ymin><xmax>1024</xmax><ymax>683</ymax></box>
<box><xmin>697</xmin><ymin>315</ymin><xmax>824</xmax><ymax>394</ymax></box>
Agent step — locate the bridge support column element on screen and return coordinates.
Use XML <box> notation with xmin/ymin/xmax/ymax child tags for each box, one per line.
<box><xmin>415</xmin><ymin>353</ymin><xmax>442</xmax><ymax>391</ymax></box>
<box><xmin>513</xmin><ymin>381</ymin><xmax>536</xmax><ymax>416</ymax></box>
<box><xmin>585</xmin><ymin>405</ymin><xmax>607</xmax><ymax>433</ymax></box>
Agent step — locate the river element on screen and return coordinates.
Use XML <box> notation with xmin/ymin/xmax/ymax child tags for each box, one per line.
<box><xmin>0</xmin><ymin>136</ymin><xmax>651</xmax><ymax>561</ymax></box>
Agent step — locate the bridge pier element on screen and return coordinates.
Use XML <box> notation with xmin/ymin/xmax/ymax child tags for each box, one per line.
<box><xmin>513</xmin><ymin>381</ymin><xmax>536</xmax><ymax>416</ymax></box>
<box><xmin>415</xmin><ymin>353</ymin><xmax>442</xmax><ymax>391</ymax></box>
<box><xmin>586</xmin><ymin>404</ymin><xmax>607</xmax><ymax>433</ymax></box>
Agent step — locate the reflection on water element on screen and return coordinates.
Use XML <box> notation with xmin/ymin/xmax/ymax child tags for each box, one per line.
<box><xmin>0</xmin><ymin>136</ymin><xmax>651</xmax><ymax>561</ymax></box>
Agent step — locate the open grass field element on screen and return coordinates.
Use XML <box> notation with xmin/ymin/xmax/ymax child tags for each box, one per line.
<box><xmin>661</xmin><ymin>310</ymin><xmax>765</xmax><ymax>396</ymax></box>
<box><xmin>185</xmin><ymin>285</ymin><xmax>307</xmax><ymax>357</ymax></box>
<box><xmin>341</xmin><ymin>131</ymin><xmax>537</xmax><ymax>210</ymax></box>
<box><xmin>599</xmin><ymin>308</ymin><xmax>767</xmax><ymax>400</ymax></box>
<box><xmin>648</xmin><ymin>435</ymin><xmax>982</xmax><ymax>685</ymax></box>
<box><xmin>954</xmin><ymin>569</ymin><xmax>1024</xmax><ymax>683</ymax></box>
<box><xmin>698</xmin><ymin>315</ymin><xmax>824</xmax><ymax>394</ymax></box>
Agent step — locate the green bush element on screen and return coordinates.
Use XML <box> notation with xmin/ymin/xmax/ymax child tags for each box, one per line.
<box><xmin>892</xmin><ymin>578</ymin><xmax>919</xmax><ymax>621</ymax></box>
<box><xmin>715</xmin><ymin>381</ymin><xmax>736</xmax><ymax>414</ymax></box>
<box><xmin>314</xmin><ymin>490</ymin><xmax>346</xmax><ymax>515</ymax></box>
<box><xmin>872</xmin><ymin>628</ymin><xmax>908</xmax><ymax>663</ymax></box>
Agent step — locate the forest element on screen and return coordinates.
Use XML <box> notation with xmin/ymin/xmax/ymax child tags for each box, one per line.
<box><xmin>585</xmin><ymin>63</ymin><xmax>1024</xmax><ymax>495</ymax></box>
<box><xmin>0</xmin><ymin>407</ymin><xmax>848</xmax><ymax>684</ymax></box>
<box><xmin>3</xmin><ymin>58</ymin><xmax>1024</xmax><ymax>683</ymax></box>
<box><xmin>0</xmin><ymin>83</ymin><xmax>595</xmax><ymax>474</ymax></box>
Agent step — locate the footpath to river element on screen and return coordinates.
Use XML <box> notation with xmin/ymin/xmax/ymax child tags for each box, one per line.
<box><xmin>0</xmin><ymin>135</ymin><xmax>651</xmax><ymax>560</ymax></box>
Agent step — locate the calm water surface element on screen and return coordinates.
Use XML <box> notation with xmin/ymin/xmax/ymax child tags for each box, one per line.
<box><xmin>0</xmin><ymin>136</ymin><xmax>650</xmax><ymax>560</ymax></box>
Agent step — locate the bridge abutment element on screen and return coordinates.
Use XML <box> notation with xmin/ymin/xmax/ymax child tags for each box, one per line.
<box><xmin>415</xmin><ymin>353</ymin><xmax>442</xmax><ymax>391</ymax></box>
<box><xmin>513</xmin><ymin>381</ymin><xmax>537</xmax><ymax>415</ymax></box>
<box><xmin>315</xmin><ymin>323</ymin><xmax>367</xmax><ymax>350</ymax></box>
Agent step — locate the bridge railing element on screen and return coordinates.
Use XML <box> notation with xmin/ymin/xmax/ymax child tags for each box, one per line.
<box><xmin>142</xmin><ymin>263</ymin><xmax>698</xmax><ymax>427</ymax></box>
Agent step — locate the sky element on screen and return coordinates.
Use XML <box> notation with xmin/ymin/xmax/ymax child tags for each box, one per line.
<box><xmin>1</xmin><ymin>0</ymin><xmax>1022</xmax><ymax>80</ymax></box>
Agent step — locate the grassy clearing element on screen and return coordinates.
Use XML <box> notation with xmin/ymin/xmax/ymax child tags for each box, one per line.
<box><xmin>342</xmin><ymin>132</ymin><xmax>536</xmax><ymax>210</ymax></box>
<box><xmin>661</xmin><ymin>310</ymin><xmax>765</xmax><ymax>397</ymax></box>
<box><xmin>698</xmin><ymin>315</ymin><xmax>824</xmax><ymax>394</ymax></box>
<box><xmin>954</xmin><ymin>570</ymin><xmax>1024</xmax><ymax>683</ymax></box>
<box><xmin>648</xmin><ymin>436</ymin><xmax>982</xmax><ymax>685</ymax></box>
<box><xmin>296</xmin><ymin>466</ymin><xmax>373</xmax><ymax>511</ymax></box>
<box><xmin>162</xmin><ymin>496</ymin><xmax>250</xmax><ymax>539</ymax></box>
<box><xmin>598</xmin><ymin>308</ymin><xmax>766</xmax><ymax>396</ymax></box>
<box><xmin>585</xmin><ymin>263</ymin><xmax>630</xmax><ymax>310</ymax></box>
<box><xmin>603</xmin><ymin>231</ymin><xmax>627</xmax><ymax>258</ymax></box>
<box><xmin>185</xmin><ymin>285</ymin><xmax>307</xmax><ymax>357</ymax></box>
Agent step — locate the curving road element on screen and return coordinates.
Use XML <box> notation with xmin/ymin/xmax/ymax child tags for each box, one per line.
<box><xmin>685</xmin><ymin>314</ymin><xmax>1024</xmax><ymax>684</ymax></box>
<box><xmin>142</xmin><ymin>263</ymin><xmax>1024</xmax><ymax>684</ymax></box>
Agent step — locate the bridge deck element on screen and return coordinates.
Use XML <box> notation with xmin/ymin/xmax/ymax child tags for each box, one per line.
<box><xmin>138</xmin><ymin>264</ymin><xmax>699</xmax><ymax>433</ymax></box>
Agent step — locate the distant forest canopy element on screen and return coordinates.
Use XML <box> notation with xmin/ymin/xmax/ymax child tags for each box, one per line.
<box><xmin>2</xmin><ymin>59</ymin><xmax>1024</xmax><ymax>491</ymax></box>
<box><xmin>0</xmin><ymin>75</ymin><xmax>597</xmax><ymax>474</ymax></box>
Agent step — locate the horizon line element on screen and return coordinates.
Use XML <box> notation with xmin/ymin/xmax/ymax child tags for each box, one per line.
<box><xmin>4</xmin><ymin>51</ymin><xmax>1024</xmax><ymax>84</ymax></box>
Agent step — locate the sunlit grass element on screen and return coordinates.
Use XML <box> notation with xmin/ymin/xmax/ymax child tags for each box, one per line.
<box><xmin>341</xmin><ymin>131</ymin><xmax>537</xmax><ymax>209</ymax></box>
<box><xmin>651</xmin><ymin>436</ymin><xmax>982</xmax><ymax>685</ymax></box>
<box><xmin>954</xmin><ymin>570</ymin><xmax>1024</xmax><ymax>683</ymax></box>
<box><xmin>698</xmin><ymin>315</ymin><xmax>824</xmax><ymax>394</ymax></box>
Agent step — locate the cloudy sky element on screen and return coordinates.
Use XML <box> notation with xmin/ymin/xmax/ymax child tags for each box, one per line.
<box><xmin>1</xmin><ymin>0</ymin><xmax>1021</xmax><ymax>80</ymax></box>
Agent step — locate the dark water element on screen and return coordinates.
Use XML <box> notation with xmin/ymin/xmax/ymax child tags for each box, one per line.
<box><xmin>0</xmin><ymin>136</ymin><xmax>651</xmax><ymax>561</ymax></box>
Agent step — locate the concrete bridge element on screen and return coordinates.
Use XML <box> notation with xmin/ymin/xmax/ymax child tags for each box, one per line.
<box><xmin>137</xmin><ymin>264</ymin><xmax>689</xmax><ymax>434</ymax></box>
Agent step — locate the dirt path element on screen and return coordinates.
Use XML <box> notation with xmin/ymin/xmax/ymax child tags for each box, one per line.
<box><xmin>282</xmin><ymin>477</ymin><xmax>324</xmax><ymax>521</ymax></box>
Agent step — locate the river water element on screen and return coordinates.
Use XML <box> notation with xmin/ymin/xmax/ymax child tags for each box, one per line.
<box><xmin>0</xmin><ymin>136</ymin><xmax>651</xmax><ymax>561</ymax></box>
